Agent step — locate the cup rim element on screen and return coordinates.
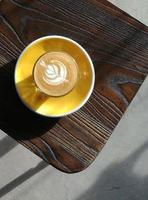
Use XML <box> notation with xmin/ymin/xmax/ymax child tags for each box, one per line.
<box><xmin>15</xmin><ymin>35</ymin><xmax>95</xmax><ymax>118</ymax></box>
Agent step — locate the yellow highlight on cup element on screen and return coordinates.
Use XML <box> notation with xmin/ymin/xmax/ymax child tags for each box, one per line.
<box><xmin>15</xmin><ymin>36</ymin><xmax>95</xmax><ymax>117</ymax></box>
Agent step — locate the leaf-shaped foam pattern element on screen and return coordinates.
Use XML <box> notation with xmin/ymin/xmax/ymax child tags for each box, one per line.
<box><xmin>42</xmin><ymin>60</ymin><xmax>67</xmax><ymax>85</ymax></box>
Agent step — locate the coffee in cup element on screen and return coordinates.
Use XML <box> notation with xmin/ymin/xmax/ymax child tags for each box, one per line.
<box><xmin>34</xmin><ymin>52</ymin><xmax>78</xmax><ymax>96</ymax></box>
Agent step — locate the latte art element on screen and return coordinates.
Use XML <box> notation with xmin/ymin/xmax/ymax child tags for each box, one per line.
<box><xmin>34</xmin><ymin>52</ymin><xmax>78</xmax><ymax>96</ymax></box>
<box><xmin>40</xmin><ymin>60</ymin><xmax>67</xmax><ymax>85</ymax></box>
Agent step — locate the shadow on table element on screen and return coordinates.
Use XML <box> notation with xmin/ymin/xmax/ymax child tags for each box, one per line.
<box><xmin>76</xmin><ymin>141</ymin><xmax>148</xmax><ymax>200</ymax></box>
<box><xmin>0</xmin><ymin>60</ymin><xmax>52</xmax><ymax>197</ymax></box>
<box><xmin>0</xmin><ymin>60</ymin><xmax>59</xmax><ymax>140</ymax></box>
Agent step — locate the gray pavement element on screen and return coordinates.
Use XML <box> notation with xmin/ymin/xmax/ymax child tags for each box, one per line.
<box><xmin>1</xmin><ymin>1</ymin><xmax>148</xmax><ymax>199</ymax></box>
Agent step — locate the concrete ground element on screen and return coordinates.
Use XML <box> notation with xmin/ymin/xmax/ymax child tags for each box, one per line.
<box><xmin>1</xmin><ymin>1</ymin><xmax>148</xmax><ymax>199</ymax></box>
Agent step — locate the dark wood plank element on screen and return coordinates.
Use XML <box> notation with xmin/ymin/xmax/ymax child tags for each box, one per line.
<box><xmin>0</xmin><ymin>0</ymin><xmax>148</xmax><ymax>172</ymax></box>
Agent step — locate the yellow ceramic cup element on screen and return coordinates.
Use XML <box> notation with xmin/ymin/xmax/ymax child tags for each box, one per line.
<box><xmin>15</xmin><ymin>36</ymin><xmax>95</xmax><ymax>117</ymax></box>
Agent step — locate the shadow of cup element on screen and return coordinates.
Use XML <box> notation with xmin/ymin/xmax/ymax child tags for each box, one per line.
<box><xmin>0</xmin><ymin>60</ymin><xmax>59</xmax><ymax>140</ymax></box>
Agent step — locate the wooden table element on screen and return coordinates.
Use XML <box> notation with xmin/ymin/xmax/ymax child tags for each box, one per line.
<box><xmin>0</xmin><ymin>0</ymin><xmax>148</xmax><ymax>173</ymax></box>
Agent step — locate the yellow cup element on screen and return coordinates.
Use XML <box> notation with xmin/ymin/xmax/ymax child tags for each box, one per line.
<box><xmin>15</xmin><ymin>36</ymin><xmax>95</xmax><ymax>117</ymax></box>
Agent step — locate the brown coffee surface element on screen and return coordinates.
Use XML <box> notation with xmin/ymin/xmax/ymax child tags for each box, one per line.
<box><xmin>34</xmin><ymin>52</ymin><xmax>78</xmax><ymax>96</ymax></box>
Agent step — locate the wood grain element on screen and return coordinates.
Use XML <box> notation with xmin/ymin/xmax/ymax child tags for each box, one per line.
<box><xmin>0</xmin><ymin>0</ymin><xmax>148</xmax><ymax>172</ymax></box>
